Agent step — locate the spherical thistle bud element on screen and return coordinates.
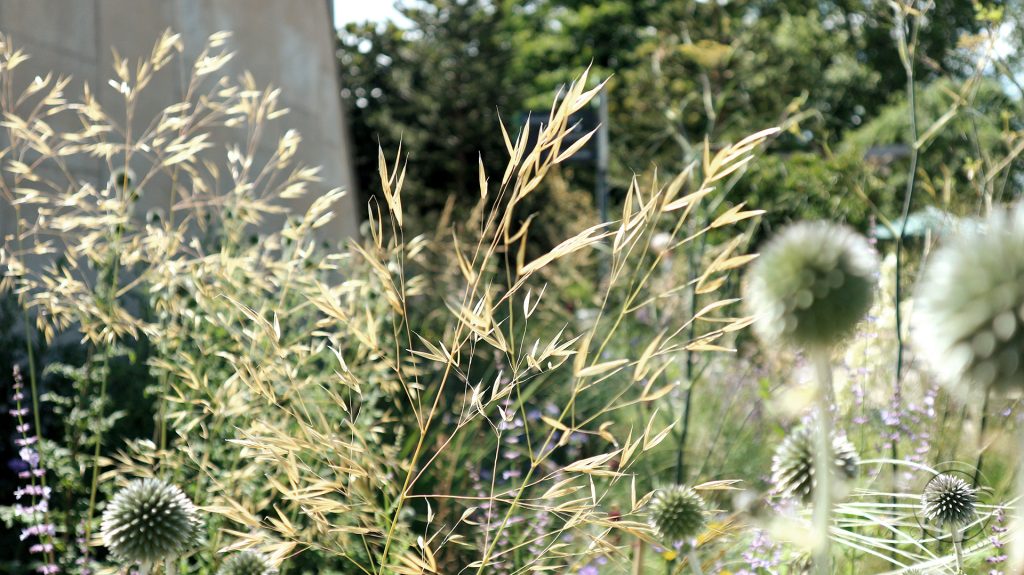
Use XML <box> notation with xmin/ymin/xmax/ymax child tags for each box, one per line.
<box><xmin>650</xmin><ymin>232</ymin><xmax>673</xmax><ymax>255</ymax></box>
<box><xmin>771</xmin><ymin>423</ymin><xmax>859</xmax><ymax>503</ymax></box>
<box><xmin>648</xmin><ymin>485</ymin><xmax>706</xmax><ymax>543</ymax></box>
<box><xmin>109</xmin><ymin>167</ymin><xmax>135</xmax><ymax>192</ymax></box>
<box><xmin>921</xmin><ymin>473</ymin><xmax>978</xmax><ymax>530</ymax></box>
<box><xmin>914</xmin><ymin>204</ymin><xmax>1024</xmax><ymax>396</ymax></box>
<box><xmin>101</xmin><ymin>478</ymin><xmax>202</xmax><ymax>564</ymax></box>
<box><xmin>217</xmin><ymin>550</ymin><xmax>279</xmax><ymax>575</ymax></box>
<box><xmin>744</xmin><ymin>221</ymin><xmax>878</xmax><ymax>350</ymax></box>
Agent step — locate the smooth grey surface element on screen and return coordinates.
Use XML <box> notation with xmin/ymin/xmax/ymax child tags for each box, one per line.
<box><xmin>0</xmin><ymin>0</ymin><xmax>360</xmax><ymax>243</ymax></box>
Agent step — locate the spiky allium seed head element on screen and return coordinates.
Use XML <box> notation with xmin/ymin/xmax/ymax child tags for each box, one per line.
<box><xmin>914</xmin><ymin>204</ymin><xmax>1024</xmax><ymax>396</ymax></box>
<box><xmin>101</xmin><ymin>478</ymin><xmax>202</xmax><ymax>564</ymax></box>
<box><xmin>648</xmin><ymin>485</ymin><xmax>706</xmax><ymax>543</ymax></box>
<box><xmin>744</xmin><ymin>222</ymin><xmax>878</xmax><ymax>350</ymax></box>
<box><xmin>109</xmin><ymin>167</ymin><xmax>135</xmax><ymax>192</ymax></box>
<box><xmin>921</xmin><ymin>473</ymin><xmax>978</xmax><ymax>529</ymax></box>
<box><xmin>771</xmin><ymin>423</ymin><xmax>860</xmax><ymax>503</ymax></box>
<box><xmin>217</xmin><ymin>551</ymin><xmax>278</xmax><ymax>575</ymax></box>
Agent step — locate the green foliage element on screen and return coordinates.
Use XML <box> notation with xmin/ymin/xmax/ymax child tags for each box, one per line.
<box><xmin>339</xmin><ymin>1</ymin><xmax>525</xmax><ymax>217</ymax></box>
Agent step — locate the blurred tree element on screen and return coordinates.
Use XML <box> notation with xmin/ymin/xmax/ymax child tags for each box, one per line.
<box><xmin>338</xmin><ymin>0</ymin><xmax>1011</xmax><ymax>236</ymax></box>
<box><xmin>339</xmin><ymin>0</ymin><xmax>526</xmax><ymax>221</ymax></box>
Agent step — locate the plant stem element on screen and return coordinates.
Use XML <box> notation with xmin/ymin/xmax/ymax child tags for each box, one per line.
<box><xmin>811</xmin><ymin>351</ymin><xmax>834</xmax><ymax>575</ymax></box>
<box><xmin>632</xmin><ymin>537</ymin><xmax>644</xmax><ymax>575</ymax></box>
<box><xmin>973</xmin><ymin>387</ymin><xmax>991</xmax><ymax>487</ymax></box>
<box><xmin>1010</xmin><ymin>419</ymin><xmax>1024</xmax><ymax>572</ymax></box>
<box><xmin>687</xmin><ymin>548</ymin><xmax>705</xmax><ymax>575</ymax></box>
<box><xmin>952</xmin><ymin>527</ymin><xmax>964</xmax><ymax>573</ymax></box>
<box><xmin>675</xmin><ymin>186</ymin><xmax>706</xmax><ymax>485</ymax></box>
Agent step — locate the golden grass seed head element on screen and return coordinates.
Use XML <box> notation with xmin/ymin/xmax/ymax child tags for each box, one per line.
<box><xmin>744</xmin><ymin>221</ymin><xmax>878</xmax><ymax>350</ymax></box>
<box><xmin>217</xmin><ymin>551</ymin><xmax>279</xmax><ymax>575</ymax></box>
<box><xmin>770</xmin><ymin>422</ymin><xmax>859</xmax><ymax>504</ymax></box>
<box><xmin>920</xmin><ymin>473</ymin><xmax>978</xmax><ymax>529</ymax></box>
<box><xmin>648</xmin><ymin>485</ymin><xmax>706</xmax><ymax>543</ymax></box>
<box><xmin>100</xmin><ymin>478</ymin><xmax>202</xmax><ymax>564</ymax></box>
<box><xmin>914</xmin><ymin>204</ymin><xmax>1024</xmax><ymax>396</ymax></box>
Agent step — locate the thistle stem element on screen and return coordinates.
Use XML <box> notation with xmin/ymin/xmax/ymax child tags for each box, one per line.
<box><xmin>687</xmin><ymin>548</ymin><xmax>705</xmax><ymax>575</ymax></box>
<box><xmin>811</xmin><ymin>350</ymin><xmax>834</xmax><ymax>575</ymax></box>
<box><xmin>952</xmin><ymin>527</ymin><xmax>964</xmax><ymax>572</ymax></box>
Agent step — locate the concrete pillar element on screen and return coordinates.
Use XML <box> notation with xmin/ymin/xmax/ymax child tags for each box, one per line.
<box><xmin>0</xmin><ymin>0</ymin><xmax>360</xmax><ymax>244</ymax></box>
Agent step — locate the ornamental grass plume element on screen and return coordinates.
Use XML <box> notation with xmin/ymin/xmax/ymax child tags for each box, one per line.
<box><xmin>912</xmin><ymin>204</ymin><xmax>1024</xmax><ymax>571</ymax></box>
<box><xmin>771</xmin><ymin>422</ymin><xmax>859</xmax><ymax>504</ymax></box>
<box><xmin>100</xmin><ymin>478</ymin><xmax>202</xmax><ymax>572</ymax></box>
<box><xmin>744</xmin><ymin>221</ymin><xmax>877</xmax><ymax>575</ymax></box>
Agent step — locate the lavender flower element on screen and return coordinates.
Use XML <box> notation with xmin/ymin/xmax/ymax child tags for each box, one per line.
<box><xmin>8</xmin><ymin>365</ymin><xmax>58</xmax><ymax>574</ymax></box>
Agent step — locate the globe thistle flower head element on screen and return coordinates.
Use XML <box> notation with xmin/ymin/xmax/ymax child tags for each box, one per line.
<box><xmin>915</xmin><ymin>204</ymin><xmax>1024</xmax><ymax>396</ymax></box>
<box><xmin>217</xmin><ymin>550</ymin><xmax>279</xmax><ymax>575</ymax></box>
<box><xmin>744</xmin><ymin>221</ymin><xmax>878</xmax><ymax>350</ymax></box>
<box><xmin>648</xmin><ymin>485</ymin><xmax>706</xmax><ymax>543</ymax></box>
<box><xmin>109</xmin><ymin>166</ymin><xmax>135</xmax><ymax>192</ymax></box>
<box><xmin>771</xmin><ymin>422</ymin><xmax>859</xmax><ymax>503</ymax></box>
<box><xmin>921</xmin><ymin>473</ymin><xmax>977</xmax><ymax>529</ymax></box>
<box><xmin>101</xmin><ymin>478</ymin><xmax>202</xmax><ymax>564</ymax></box>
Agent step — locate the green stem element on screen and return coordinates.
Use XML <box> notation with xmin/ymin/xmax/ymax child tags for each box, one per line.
<box><xmin>687</xmin><ymin>548</ymin><xmax>704</xmax><ymax>575</ymax></box>
<box><xmin>83</xmin><ymin>211</ymin><xmax>123</xmax><ymax>553</ymax></box>
<box><xmin>83</xmin><ymin>358</ymin><xmax>109</xmax><ymax>552</ymax></box>
<box><xmin>972</xmin><ymin>388</ymin><xmax>991</xmax><ymax>487</ymax></box>
<box><xmin>952</xmin><ymin>527</ymin><xmax>964</xmax><ymax>573</ymax></box>
<box><xmin>1011</xmin><ymin>420</ymin><xmax>1024</xmax><ymax>572</ymax></box>
<box><xmin>811</xmin><ymin>351</ymin><xmax>833</xmax><ymax>575</ymax></box>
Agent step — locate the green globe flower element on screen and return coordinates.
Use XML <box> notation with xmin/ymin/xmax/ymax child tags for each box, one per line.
<box><xmin>217</xmin><ymin>550</ymin><xmax>279</xmax><ymax>575</ymax></box>
<box><xmin>744</xmin><ymin>221</ymin><xmax>878</xmax><ymax>350</ymax></box>
<box><xmin>771</xmin><ymin>422</ymin><xmax>859</xmax><ymax>503</ymax></box>
<box><xmin>915</xmin><ymin>204</ymin><xmax>1024</xmax><ymax>395</ymax></box>
<box><xmin>921</xmin><ymin>473</ymin><xmax>977</xmax><ymax>529</ymax></box>
<box><xmin>100</xmin><ymin>478</ymin><xmax>202</xmax><ymax>565</ymax></box>
<box><xmin>648</xmin><ymin>485</ymin><xmax>706</xmax><ymax>543</ymax></box>
<box><xmin>109</xmin><ymin>166</ymin><xmax>135</xmax><ymax>192</ymax></box>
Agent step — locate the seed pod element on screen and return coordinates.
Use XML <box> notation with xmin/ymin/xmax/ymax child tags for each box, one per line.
<box><xmin>100</xmin><ymin>478</ymin><xmax>202</xmax><ymax>564</ymax></box>
<box><xmin>921</xmin><ymin>473</ymin><xmax>977</xmax><ymax>529</ymax></box>
<box><xmin>648</xmin><ymin>485</ymin><xmax>706</xmax><ymax>543</ymax></box>
<box><xmin>771</xmin><ymin>423</ymin><xmax>859</xmax><ymax>503</ymax></box>
<box><xmin>217</xmin><ymin>550</ymin><xmax>279</xmax><ymax>575</ymax></box>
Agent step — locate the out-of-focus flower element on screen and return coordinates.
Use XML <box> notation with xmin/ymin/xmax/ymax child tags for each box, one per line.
<box><xmin>744</xmin><ymin>221</ymin><xmax>878</xmax><ymax>351</ymax></box>
<box><xmin>771</xmin><ymin>422</ymin><xmax>859</xmax><ymax>503</ymax></box>
<box><xmin>915</xmin><ymin>204</ymin><xmax>1024</xmax><ymax>396</ymax></box>
<box><xmin>217</xmin><ymin>550</ymin><xmax>278</xmax><ymax>575</ymax></box>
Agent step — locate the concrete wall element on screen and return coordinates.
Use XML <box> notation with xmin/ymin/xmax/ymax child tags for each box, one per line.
<box><xmin>0</xmin><ymin>0</ymin><xmax>361</xmax><ymax>243</ymax></box>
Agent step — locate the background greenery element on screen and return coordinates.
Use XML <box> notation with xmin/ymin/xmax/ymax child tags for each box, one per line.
<box><xmin>4</xmin><ymin>1</ymin><xmax>1024</xmax><ymax>574</ymax></box>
